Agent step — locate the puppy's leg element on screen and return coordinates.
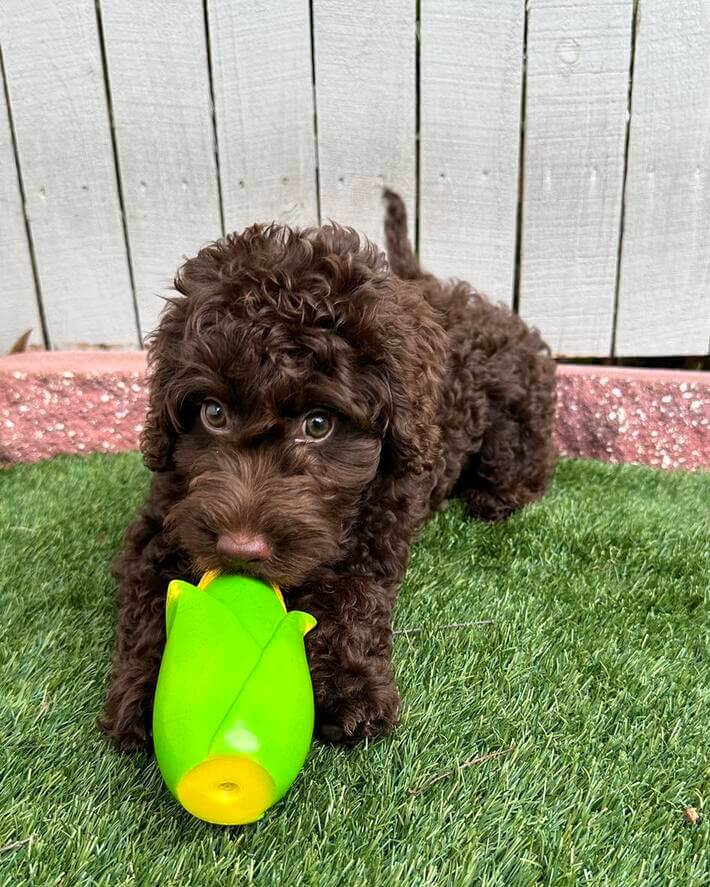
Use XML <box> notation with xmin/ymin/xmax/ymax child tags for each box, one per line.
<box><xmin>457</xmin><ymin>424</ymin><xmax>554</xmax><ymax>522</ymax></box>
<box><xmin>99</xmin><ymin>507</ymin><xmax>181</xmax><ymax>753</ymax></box>
<box><xmin>455</xmin><ymin>354</ymin><xmax>557</xmax><ymax>522</ymax></box>
<box><xmin>293</xmin><ymin>578</ymin><xmax>400</xmax><ymax>743</ymax></box>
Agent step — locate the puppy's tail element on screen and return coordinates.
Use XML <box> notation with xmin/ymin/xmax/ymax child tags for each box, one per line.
<box><xmin>383</xmin><ymin>189</ymin><xmax>421</xmax><ymax>279</ymax></box>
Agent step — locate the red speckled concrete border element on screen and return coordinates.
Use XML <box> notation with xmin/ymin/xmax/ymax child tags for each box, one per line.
<box><xmin>1</xmin><ymin>351</ymin><xmax>708</xmax><ymax>470</ymax></box>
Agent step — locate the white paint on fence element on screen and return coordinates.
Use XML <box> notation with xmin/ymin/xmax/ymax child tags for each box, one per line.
<box><xmin>518</xmin><ymin>0</ymin><xmax>634</xmax><ymax>357</ymax></box>
<box><xmin>313</xmin><ymin>0</ymin><xmax>416</xmax><ymax>248</ymax></box>
<box><xmin>0</xmin><ymin>0</ymin><xmax>138</xmax><ymax>349</ymax></box>
<box><xmin>419</xmin><ymin>0</ymin><xmax>524</xmax><ymax>306</ymax></box>
<box><xmin>207</xmin><ymin>0</ymin><xmax>318</xmax><ymax>233</ymax></box>
<box><xmin>616</xmin><ymin>0</ymin><xmax>710</xmax><ymax>356</ymax></box>
<box><xmin>0</xmin><ymin>63</ymin><xmax>43</xmax><ymax>353</ymax></box>
<box><xmin>101</xmin><ymin>0</ymin><xmax>223</xmax><ymax>342</ymax></box>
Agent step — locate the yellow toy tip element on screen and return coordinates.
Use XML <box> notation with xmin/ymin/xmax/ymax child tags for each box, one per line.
<box><xmin>177</xmin><ymin>755</ymin><xmax>275</xmax><ymax>826</ymax></box>
<box><xmin>198</xmin><ymin>570</ymin><xmax>222</xmax><ymax>590</ymax></box>
<box><xmin>301</xmin><ymin>613</ymin><xmax>317</xmax><ymax>635</ymax></box>
<box><xmin>166</xmin><ymin>580</ymin><xmax>182</xmax><ymax>603</ymax></box>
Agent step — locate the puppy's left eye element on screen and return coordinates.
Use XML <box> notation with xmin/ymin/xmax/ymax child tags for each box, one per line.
<box><xmin>301</xmin><ymin>410</ymin><xmax>333</xmax><ymax>441</ymax></box>
<box><xmin>201</xmin><ymin>398</ymin><xmax>228</xmax><ymax>431</ymax></box>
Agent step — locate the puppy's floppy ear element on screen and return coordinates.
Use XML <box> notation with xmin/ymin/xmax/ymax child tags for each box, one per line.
<box><xmin>140</xmin><ymin>295</ymin><xmax>191</xmax><ymax>472</ymax></box>
<box><xmin>378</xmin><ymin>286</ymin><xmax>447</xmax><ymax>478</ymax></box>
<box><xmin>352</xmin><ymin>283</ymin><xmax>448</xmax><ymax>576</ymax></box>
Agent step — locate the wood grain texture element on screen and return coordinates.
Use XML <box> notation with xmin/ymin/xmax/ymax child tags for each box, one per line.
<box><xmin>0</xmin><ymin>0</ymin><xmax>138</xmax><ymax>348</ymax></box>
<box><xmin>101</xmin><ymin>1</ymin><xmax>222</xmax><ymax>341</ymax></box>
<box><xmin>419</xmin><ymin>0</ymin><xmax>524</xmax><ymax>305</ymax></box>
<box><xmin>207</xmin><ymin>0</ymin><xmax>318</xmax><ymax>233</ymax></box>
<box><xmin>616</xmin><ymin>0</ymin><xmax>710</xmax><ymax>356</ymax></box>
<box><xmin>0</xmin><ymin>61</ymin><xmax>44</xmax><ymax>352</ymax></box>
<box><xmin>313</xmin><ymin>0</ymin><xmax>416</xmax><ymax>248</ymax></box>
<box><xmin>518</xmin><ymin>0</ymin><xmax>633</xmax><ymax>357</ymax></box>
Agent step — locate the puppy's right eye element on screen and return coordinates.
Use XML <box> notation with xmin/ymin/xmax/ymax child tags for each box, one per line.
<box><xmin>201</xmin><ymin>398</ymin><xmax>228</xmax><ymax>431</ymax></box>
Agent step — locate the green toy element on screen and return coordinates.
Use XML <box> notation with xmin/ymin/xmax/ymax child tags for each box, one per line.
<box><xmin>152</xmin><ymin>571</ymin><xmax>316</xmax><ymax>825</ymax></box>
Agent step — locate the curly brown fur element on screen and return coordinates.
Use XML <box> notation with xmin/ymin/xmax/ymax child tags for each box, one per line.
<box><xmin>100</xmin><ymin>192</ymin><xmax>556</xmax><ymax>751</ymax></box>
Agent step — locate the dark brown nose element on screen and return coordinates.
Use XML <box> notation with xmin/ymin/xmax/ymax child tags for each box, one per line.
<box><xmin>216</xmin><ymin>531</ymin><xmax>272</xmax><ymax>565</ymax></box>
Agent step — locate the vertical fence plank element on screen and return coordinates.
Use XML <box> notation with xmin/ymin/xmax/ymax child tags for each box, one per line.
<box><xmin>0</xmin><ymin>0</ymin><xmax>138</xmax><ymax>349</ymax></box>
<box><xmin>100</xmin><ymin>1</ymin><xmax>222</xmax><ymax>341</ymax></box>
<box><xmin>313</xmin><ymin>0</ymin><xmax>416</xmax><ymax>247</ymax></box>
<box><xmin>419</xmin><ymin>0</ymin><xmax>524</xmax><ymax>305</ymax></box>
<box><xmin>207</xmin><ymin>0</ymin><xmax>318</xmax><ymax>234</ymax></box>
<box><xmin>0</xmin><ymin>57</ymin><xmax>43</xmax><ymax>353</ymax></box>
<box><xmin>616</xmin><ymin>0</ymin><xmax>710</xmax><ymax>356</ymax></box>
<box><xmin>518</xmin><ymin>0</ymin><xmax>633</xmax><ymax>357</ymax></box>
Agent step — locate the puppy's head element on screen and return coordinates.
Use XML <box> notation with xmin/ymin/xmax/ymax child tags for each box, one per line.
<box><xmin>144</xmin><ymin>223</ymin><xmax>444</xmax><ymax>588</ymax></box>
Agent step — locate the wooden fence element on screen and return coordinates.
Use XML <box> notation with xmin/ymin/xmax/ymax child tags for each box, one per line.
<box><xmin>1</xmin><ymin>0</ymin><xmax>708</xmax><ymax>357</ymax></box>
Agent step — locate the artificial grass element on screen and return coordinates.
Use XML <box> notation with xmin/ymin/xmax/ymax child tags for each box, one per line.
<box><xmin>0</xmin><ymin>454</ymin><xmax>707</xmax><ymax>886</ymax></box>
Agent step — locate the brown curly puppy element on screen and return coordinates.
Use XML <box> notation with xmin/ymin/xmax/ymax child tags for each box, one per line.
<box><xmin>100</xmin><ymin>190</ymin><xmax>556</xmax><ymax>751</ymax></box>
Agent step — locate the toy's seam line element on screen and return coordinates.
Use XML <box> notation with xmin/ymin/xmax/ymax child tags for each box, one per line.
<box><xmin>197</xmin><ymin>585</ymin><xmax>265</xmax><ymax>651</ymax></box>
<box><xmin>165</xmin><ymin>579</ymin><xmax>267</xmax><ymax>664</ymax></box>
<box><xmin>199</xmin><ymin>571</ymin><xmax>285</xmax><ymax>611</ymax></box>
<box><xmin>206</xmin><ymin>617</ymin><xmax>285</xmax><ymax>758</ymax></box>
<box><xmin>199</xmin><ymin>571</ymin><xmax>287</xmax><ymax>617</ymax></box>
<box><xmin>165</xmin><ymin>580</ymin><xmax>187</xmax><ymax>637</ymax></box>
<box><xmin>227</xmin><ymin>611</ymin><xmax>263</xmax><ymax>651</ymax></box>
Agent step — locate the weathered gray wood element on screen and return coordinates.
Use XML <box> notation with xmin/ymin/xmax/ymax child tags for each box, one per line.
<box><xmin>518</xmin><ymin>0</ymin><xmax>634</xmax><ymax>357</ymax></box>
<box><xmin>616</xmin><ymin>0</ymin><xmax>710</xmax><ymax>356</ymax></box>
<box><xmin>312</xmin><ymin>0</ymin><xmax>416</xmax><ymax>248</ymax></box>
<box><xmin>0</xmin><ymin>0</ymin><xmax>138</xmax><ymax>348</ymax></box>
<box><xmin>101</xmin><ymin>0</ymin><xmax>222</xmax><ymax>341</ymax></box>
<box><xmin>0</xmin><ymin>59</ymin><xmax>43</xmax><ymax>352</ymax></box>
<box><xmin>419</xmin><ymin>0</ymin><xmax>524</xmax><ymax>305</ymax></box>
<box><xmin>207</xmin><ymin>0</ymin><xmax>318</xmax><ymax>233</ymax></box>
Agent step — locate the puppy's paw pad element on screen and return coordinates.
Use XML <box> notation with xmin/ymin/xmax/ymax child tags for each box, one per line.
<box><xmin>97</xmin><ymin>716</ymin><xmax>149</xmax><ymax>754</ymax></box>
<box><xmin>317</xmin><ymin>722</ymin><xmax>345</xmax><ymax>744</ymax></box>
<box><xmin>317</xmin><ymin>691</ymin><xmax>400</xmax><ymax>744</ymax></box>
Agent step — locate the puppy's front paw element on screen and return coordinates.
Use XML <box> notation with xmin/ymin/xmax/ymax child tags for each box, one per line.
<box><xmin>98</xmin><ymin>682</ymin><xmax>153</xmax><ymax>754</ymax></box>
<box><xmin>316</xmin><ymin>677</ymin><xmax>400</xmax><ymax>744</ymax></box>
<box><xmin>97</xmin><ymin>712</ymin><xmax>150</xmax><ymax>754</ymax></box>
